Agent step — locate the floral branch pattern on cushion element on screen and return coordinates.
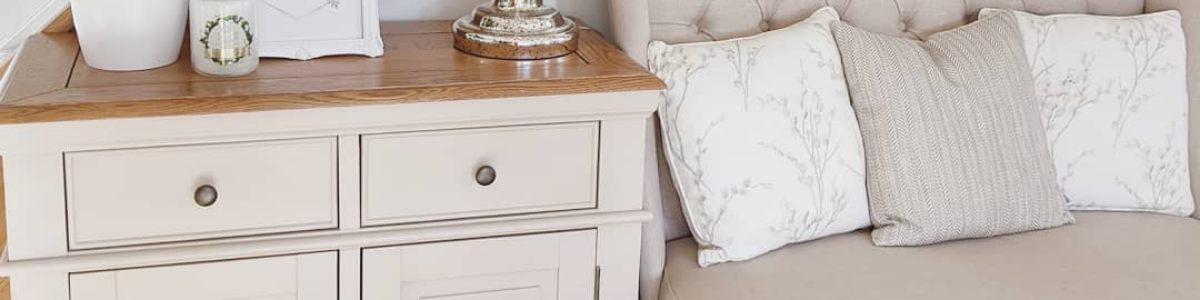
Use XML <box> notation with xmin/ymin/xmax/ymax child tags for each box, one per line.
<box><xmin>648</xmin><ymin>7</ymin><xmax>870</xmax><ymax>267</ymax></box>
<box><xmin>994</xmin><ymin>9</ymin><xmax>1195</xmax><ymax>216</ymax></box>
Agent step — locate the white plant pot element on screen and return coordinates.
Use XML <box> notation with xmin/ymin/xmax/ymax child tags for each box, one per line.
<box><xmin>70</xmin><ymin>0</ymin><xmax>189</xmax><ymax>71</ymax></box>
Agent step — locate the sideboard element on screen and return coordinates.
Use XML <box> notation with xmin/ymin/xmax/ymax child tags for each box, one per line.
<box><xmin>0</xmin><ymin>20</ymin><xmax>663</xmax><ymax>300</ymax></box>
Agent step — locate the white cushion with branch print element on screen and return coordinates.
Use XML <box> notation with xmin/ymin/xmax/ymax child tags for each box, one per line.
<box><xmin>647</xmin><ymin>7</ymin><xmax>869</xmax><ymax>267</ymax></box>
<box><xmin>983</xmin><ymin>9</ymin><xmax>1195</xmax><ymax>216</ymax></box>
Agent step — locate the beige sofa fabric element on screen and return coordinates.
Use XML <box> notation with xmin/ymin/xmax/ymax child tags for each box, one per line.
<box><xmin>659</xmin><ymin>212</ymin><xmax>1200</xmax><ymax>300</ymax></box>
<box><xmin>605</xmin><ymin>0</ymin><xmax>1200</xmax><ymax>299</ymax></box>
<box><xmin>832</xmin><ymin>13</ymin><xmax>1074</xmax><ymax>246</ymax></box>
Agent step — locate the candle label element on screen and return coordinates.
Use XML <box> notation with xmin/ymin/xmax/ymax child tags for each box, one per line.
<box><xmin>199</xmin><ymin>15</ymin><xmax>254</xmax><ymax>66</ymax></box>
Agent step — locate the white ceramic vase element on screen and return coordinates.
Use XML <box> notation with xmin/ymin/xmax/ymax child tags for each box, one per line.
<box><xmin>70</xmin><ymin>0</ymin><xmax>189</xmax><ymax>71</ymax></box>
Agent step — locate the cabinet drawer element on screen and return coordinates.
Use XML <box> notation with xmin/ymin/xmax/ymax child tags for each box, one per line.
<box><xmin>362</xmin><ymin>122</ymin><xmax>598</xmax><ymax>226</ymax></box>
<box><xmin>70</xmin><ymin>252</ymin><xmax>337</xmax><ymax>300</ymax></box>
<box><xmin>66</xmin><ymin>138</ymin><xmax>339</xmax><ymax>249</ymax></box>
<box><xmin>362</xmin><ymin>230</ymin><xmax>597</xmax><ymax>300</ymax></box>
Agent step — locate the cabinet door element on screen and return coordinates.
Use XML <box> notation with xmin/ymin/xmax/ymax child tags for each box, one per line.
<box><xmin>70</xmin><ymin>252</ymin><xmax>337</xmax><ymax>300</ymax></box>
<box><xmin>362</xmin><ymin>230</ymin><xmax>597</xmax><ymax>300</ymax></box>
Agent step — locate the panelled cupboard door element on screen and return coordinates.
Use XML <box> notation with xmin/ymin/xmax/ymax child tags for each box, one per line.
<box><xmin>362</xmin><ymin>230</ymin><xmax>598</xmax><ymax>300</ymax></box>
<box><xmin>65</xmin><ymin>137</ymin><xmax>339</xmax><ymax>249</ymax></box>
<box><xmin>361</xmin><ymin>122</ymin><xmax>599</xmax><ymax>226</ymax></box>
<box><xmin>69</xmin><ymin>252</ymin><xmax>337</xmax><ymax>300</ymax></box>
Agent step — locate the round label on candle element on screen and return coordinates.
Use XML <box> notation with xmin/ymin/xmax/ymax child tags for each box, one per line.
<box><xmin>200</xmin><ymin>15</ymin><xmax>254</xmax><ymax>66</ymax></box>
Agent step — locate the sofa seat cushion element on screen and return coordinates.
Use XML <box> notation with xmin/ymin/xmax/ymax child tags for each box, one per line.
<box><xmin>659</xmin><ymin>212</ymin><xmax>1200</xmax><ymax>300</ymax></box>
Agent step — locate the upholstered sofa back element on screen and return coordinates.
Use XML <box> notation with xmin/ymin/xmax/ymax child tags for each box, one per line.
<box><xmin>608</xmin><ymin>0</ymin><xmax>1200</xmax><ymax>298</ymax></box>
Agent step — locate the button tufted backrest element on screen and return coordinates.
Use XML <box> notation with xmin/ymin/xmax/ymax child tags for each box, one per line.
<box><xmin>619</xmin><ymin>0</ymin><xmax>1149</xmax><ymax>65</ymax></box>
<box><xmin>609</xmin><ymin>1</ymin><xmax>1200</xmax><ymax>299</ymax></box>
<box><xmin>650</xmin><ymin>0</ymin><xmax>1145</xmax><ymax>44</ymax></box>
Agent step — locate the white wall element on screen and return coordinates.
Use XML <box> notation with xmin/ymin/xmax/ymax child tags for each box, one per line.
<box><xmin>379</xmin><ymin>0</ymin><xmax>610</xmax><ymax>36</ymax></box>
<box><xmin>0</xmin><ymin>0</ymin><xmax>611</xmax><ymax>61</ymax></box>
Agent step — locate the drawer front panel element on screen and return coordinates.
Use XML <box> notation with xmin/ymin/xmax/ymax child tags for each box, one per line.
<box><xmin>362</xmin><ymin>122</ymin><xmax>598</xmax><ymax>226</ymax></box>
<box><xmin>69</xmin><ymin>252</ymin><xmax>337</xmax><ymax>300</ymax></box>
<box><xmin>362</xmin><ymin>230</ymin><xmax>597</xmax><ymax>300</ymax></box>
<box><xmin>66</xmin><ymin>138</ymin><xmax>339</xmax><ymax>249</ymax></box>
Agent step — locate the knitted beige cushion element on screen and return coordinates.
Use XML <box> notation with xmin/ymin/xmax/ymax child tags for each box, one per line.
<box><xmin>832</xmin><ymin>12</ymin><xmax>1075</xmax><ymax>246</ymax></box>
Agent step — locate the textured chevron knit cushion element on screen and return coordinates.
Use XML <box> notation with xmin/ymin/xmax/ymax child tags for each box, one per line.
<box><xmin>832</xmin><ymin>12</ymin><xmax>1075</xmax><ymax>246</ymax></box>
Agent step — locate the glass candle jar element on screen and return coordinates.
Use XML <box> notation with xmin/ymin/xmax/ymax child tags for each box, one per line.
<box><xmin>190</xmin><ymin>0</ymin><xmax>258</xmax><ymax>77</ymax></box>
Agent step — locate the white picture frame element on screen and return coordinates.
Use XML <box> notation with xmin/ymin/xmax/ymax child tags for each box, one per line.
<box><xmin>254</xmin><ymin>0</ymin><xmax>384</xmax><ymax>60</ymax></box>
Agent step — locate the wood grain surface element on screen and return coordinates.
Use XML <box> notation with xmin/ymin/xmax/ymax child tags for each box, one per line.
<box><xmin>0</xmin><ymin>5</ymin><xmax>72</xmax><ymax>101</ymax></box>
<box><xmin>0</xmin><ymin>33</ymin><xmax>79</xmax><ymax>105</ymax></box>
<box><xmin>0</xmin><ymin>21</ymin><xmax>663</xmax><ymax>125</ymax></box>
<box><xmin>42</xmin><ymin>7</ymin><xmax>75</xmax><ymax>34</ymax></box>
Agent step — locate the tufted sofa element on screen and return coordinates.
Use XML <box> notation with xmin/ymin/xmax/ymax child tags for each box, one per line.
<box><xmin>606</xmin><ymin>0</ymin><xmax>1200</xmax><ymax>300</ymax></box>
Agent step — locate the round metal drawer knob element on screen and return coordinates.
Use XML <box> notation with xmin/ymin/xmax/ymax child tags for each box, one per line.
<box><xmin>194</xmin><ymin>185</ymin><xmax>218</xmax><ymax>207</ymax></box>
<box><xmin>475</xmin><ymin>165</ymin><xmax>497</xmax><ymax>186</ymax></box>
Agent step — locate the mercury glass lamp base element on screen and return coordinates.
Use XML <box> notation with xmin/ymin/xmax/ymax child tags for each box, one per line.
<box><xmin>452</xmin><ymin>0</ymin><xmax>580</xmax><ymax>60</ymax></box>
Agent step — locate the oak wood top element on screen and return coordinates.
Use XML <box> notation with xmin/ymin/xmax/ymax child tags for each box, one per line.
<box><xmin>0</xmin><ymin>21</ymin><xmax>664</xmax><ymax>125</ymax></box>
<box><xmin>42</xmin><ymin>7</ymin><xmax>74</xmax><ymax>34</ymax></box>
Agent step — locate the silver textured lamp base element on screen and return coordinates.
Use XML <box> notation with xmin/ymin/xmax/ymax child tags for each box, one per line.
<box><xmin>452</xmin><ymin>0</ymin><xmax>580</xmax><ymax>60</ymax></box>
